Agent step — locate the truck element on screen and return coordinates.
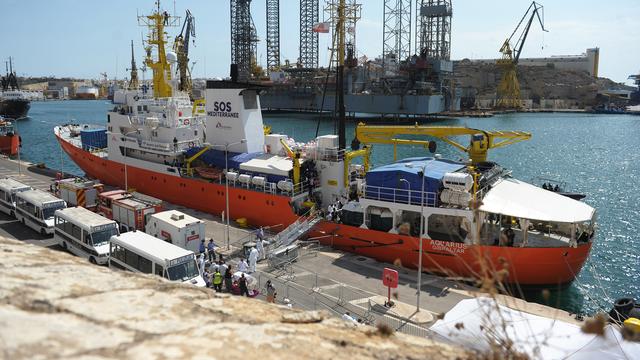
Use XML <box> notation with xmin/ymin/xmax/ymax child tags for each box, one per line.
<box><xmin>97</xmin><ymin>190</ymin><xmax>163</xmax><ymax>232</ymax></box>
<box><xmin>145</xmin><ymin>210</ymin><xmax>206</xmax><ymax>254</ymax></box>
<box><xmin>55</xmin><ymin>178</ymin><xmax>104</xmax><ymax>210</ymax></box>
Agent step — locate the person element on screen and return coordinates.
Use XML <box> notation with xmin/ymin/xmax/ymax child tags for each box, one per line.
<box><xmin>266</xmin><ymin>280</ymin><xmax>277</xmax><ymax>303</ymax></box>
<box><xmin>257</xmin><ymin>227</ymin><xmax>264</xmax><ymax>241</ymax></box>
<box><xmin>238</xmin><ymin>258</ymin><xmax>248</xmax><ymax>273</ymax></box>
<box><xmin>197</xmin><ymin>253</ymin><xmax>205</xmax><ymax>276</ymax></box>
<box><xmin>505</xmin><ymin>227</ymin><xmax>515</xmax><ymax>246</ymax></box>
<box><xmin>248</xmin><ymin>247</ymin><xmax>259</xmax><ymax>273</ymax></box>
<box><xmin>218</xmin><ymin>260</ymin><xmax>228</xmax><ymax>279</ymax></box>
<box><xmin>239</xmin><ymin>273</ymin><xmax>249</xmax><ymax>297</ymax></box>
<box><xmin>256</xmin><ymin>238</ymin><xmax>266</xmax><ymax>261</ymax></box>
<box><xmin>554</xmin><ymin>184</ymin><xmax>559</xmax><ymax>192</ymax></box>
<box><xmin>342</xmin><ymin>312</ymin><xmax>357</xmax><ymax>326</ymax></box>
<box><xmin>212</xmin><ymin>268</ymin><xmax>223</xmax><ymax>292</ymax></box>
<box><xmin>203</xmin><ymin>268</ymin><xmax>212</xmax><ymax>288</ymax></box>
<box><xmin>224</xmin><ymin>264</ymin><xmax>233</xmax><ymax>292</ymax></box>
<box><xmin>207</xmin><ymin>239</ymin><xmax>216</xmax><ymax>262</ymax></box>
<box><xmin>199</xmin><ymin>239</ymin><xmax>206</xmax><ymax>255</ymax></box>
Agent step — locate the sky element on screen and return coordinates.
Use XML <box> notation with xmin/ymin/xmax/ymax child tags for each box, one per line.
<box><xmin>2</xmin><ymin>0</ymin><xmax>638</xmax><ymax>84</ymax></box>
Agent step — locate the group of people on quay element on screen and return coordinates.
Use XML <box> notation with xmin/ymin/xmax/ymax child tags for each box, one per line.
<box><xmin>196</xmin><ymin>228</ymin><xmax>276</xmax><ymax>302</ymax></box>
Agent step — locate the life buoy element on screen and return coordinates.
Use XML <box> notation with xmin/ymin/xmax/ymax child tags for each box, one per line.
<box><xmin>133</xmin><ymin>95</ymin><xmax>139</xmax><ymax>101</ymax></box>
<box><xmin>183</xmin><ymin>118</ymin><xmax>190</xmax><ymax>125</ymax></box>
<box><xmin>189</xmin><ymin>142</ymin><xmax>195</xmax><ymax>148</ymax></box>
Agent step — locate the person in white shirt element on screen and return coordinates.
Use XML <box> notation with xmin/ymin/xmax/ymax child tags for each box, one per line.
<box><xmin>238</xmin><ymin>258</ymin><xmax>249</xmax><ymax>273</ymax></box>
<box><xmin>197</xmin><ymin>253</ymin><xmax>205</xmax><ymax>276</ymax></box>
<box><xmin>248</xmin><ymin>247</ymin><xmax>259</xmax><ymax>273</ymax></box>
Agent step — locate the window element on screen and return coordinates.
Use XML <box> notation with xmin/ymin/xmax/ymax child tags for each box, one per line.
<box><xmin>82</xmin><ymin>230</ymin><xmax>89</xmax><ymax>244</ymax></box>
<box><xmin>72</xmin><ymin>224</ymin><xmax>82</xmax><ymax>240</ymax></box>
<box><xmin>139</xmin><ymin>257</ymin><xmax>152</xmax><ymax>274</ymax></box>
<box><xmin>154</xmin><ymin>264</ymin><xmax>164</xmax><ymax>277</ymax></box>
<box><xmin>125</xmin><ymin>249</ymin><xmax>139</xmax><ymax>269</ymax></box>
<box><xmin>0</xmin><ymin>189</ymin><xmax>6</xmax><ymax>202</ymax></box>
<box><xmin>111</xmin><ymin>244</ymin><xmax>126</xmax><ymax>262</ymax></box>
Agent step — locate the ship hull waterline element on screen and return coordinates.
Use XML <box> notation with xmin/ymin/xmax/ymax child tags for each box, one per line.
<box><xmin>57</xmin><ymin>133</ymin><xmax>591</xmax><ymax>286</ymax></box>
<box><xmin>311</xmin><ymin>222</ymin><xmax>591</xmax><ymax>286</ymax></box>
<box><xmin>55</xmin><ymin>133</ymin><xmax>299</xmax><ymax>232</ymax></box>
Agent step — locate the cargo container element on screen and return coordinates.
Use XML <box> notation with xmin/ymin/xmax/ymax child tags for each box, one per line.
<box><xmin>145</xmin><ymin>210</ymin><xmax>206</xmax><ymax>254</ymax></box>
<box><xmin>80</xmin><ymin>128</ymin><xmax>107</xmax><ymax>150</ymax></box>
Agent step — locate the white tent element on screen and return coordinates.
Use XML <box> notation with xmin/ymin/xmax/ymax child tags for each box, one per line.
<box><xmin>430</xmin><ymin>297</ymin><xmax>640</xmax><ymax>359</ymax></box>
<box><xmin>479</xmin><ymin>178</ymin><xmax>595</xmax><ymax>223</ymax></box>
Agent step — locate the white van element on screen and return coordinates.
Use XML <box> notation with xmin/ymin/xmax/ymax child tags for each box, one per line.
<box><xmin>54</xmin><ymin>207</ymin><xmax>119</xmax><ymax>265</ymax></box>
<box><xmin>145</xmin><ymin>210</ymin><xmax>206</xmax><ymax>254</ymax></box>
<box><xmin>15</xmin><ymin>189</ymin><xmax>66</xmax><ymax>235</ymax></box>
<box><xmin>109</xmin><ymin>231</ymin><xmax>206</xmax><ymax>287</ymax></box>
<box><xmin>0</xmin><ymin>178</ymin><xmax>32</xmax><ymax>216</ymax></box>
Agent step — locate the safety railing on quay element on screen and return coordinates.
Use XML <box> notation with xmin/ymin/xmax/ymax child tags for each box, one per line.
<box><xmin>255</xmin><ymin>261</ymin><xmax>433</xmax><ymax>338</ymax></box>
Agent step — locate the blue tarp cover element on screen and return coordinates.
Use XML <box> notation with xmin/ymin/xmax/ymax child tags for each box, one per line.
<box><xmin>184</xmin><ymin>147</ymin><xmax>263</xmax><ymax>170</ymax></box>
<box><xmin>80</xmin><ymin>128</ymin><xmax>107</xmax><ymax>150</ymax></box>
<box><xmin>365</xmin><ymin>157</ymin><xmax>465</xmax><ymax>204</ymax></box>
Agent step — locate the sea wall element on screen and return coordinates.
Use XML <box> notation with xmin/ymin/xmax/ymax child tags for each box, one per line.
<box><xmin>0</xmin><ymin>236</ymin><xmax>468</xmax><ymax>359</ymax></box>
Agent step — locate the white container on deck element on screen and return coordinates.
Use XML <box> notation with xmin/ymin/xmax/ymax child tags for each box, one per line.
<box><xmin>442</xmin><ymin>172</ymin><xmax>474</xmax><ymax>192</ymax></box>
<box><xmin>440</xmin><ymin>189</ymin><xmax>472</xmax><ymax>207</ymax></box>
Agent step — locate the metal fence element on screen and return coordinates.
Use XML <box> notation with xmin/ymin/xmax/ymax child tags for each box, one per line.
<box><xmin>254</xmin><ymin>261</ymin><xmax>433</xmax><ymax>338</ymax></box>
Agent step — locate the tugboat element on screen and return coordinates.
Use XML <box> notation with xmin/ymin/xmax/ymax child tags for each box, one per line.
<box><xmin>0</xmin><ymin>58</ymin><xmax>31</xmax><ymax>120</ymax></box>
<box><xmin>55</xmin><ymin>1</ymin><xmax>597</xmax><ymax>287</ymax></box>
<box><xmin>0</xmin><ymin>116</ymin><xmax>19</xmax><ymax>156</ymax></box>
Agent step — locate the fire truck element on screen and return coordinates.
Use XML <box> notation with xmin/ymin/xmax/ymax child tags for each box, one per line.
<box><xmin>97</xmin><ymin>190</ymin><xmax>163</xmax><ymax>232</ymax></box>
<box><xmin>55</xmin><ymin>178</ymin><xmax>104</xmax><ymax>211</ymax></box>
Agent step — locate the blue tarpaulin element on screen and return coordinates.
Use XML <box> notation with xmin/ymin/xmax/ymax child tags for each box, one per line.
<box><xmin>184</xmin><ymin>147</ymin><xmax>263</xmax><ymax>170</ymax></box>
<box><xmin>365</xmin><ymin>157</ymin><xmax>464</xmax><ymax>205</ymax></box>
<box><xmin>80</xmin><ymin>128</ymin><xmax>107</xmax><ymax>150</ymax></box>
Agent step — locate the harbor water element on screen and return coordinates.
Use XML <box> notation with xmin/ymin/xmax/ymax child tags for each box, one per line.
<box><xmin>17</xmin><ymin>100</ymin><xmax>640</xmax><ymax>315</ymax></box>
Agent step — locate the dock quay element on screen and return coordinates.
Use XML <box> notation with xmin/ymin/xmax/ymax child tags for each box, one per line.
<box><xmin>0</xmin><ymin>155</ymin><xmax>584</xmax><ymax>336</ymax></box>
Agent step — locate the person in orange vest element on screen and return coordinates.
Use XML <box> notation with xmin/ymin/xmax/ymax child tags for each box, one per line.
<box><xmin>212</xmin><ymin>268</ymin><xmax>223</xmax><ymax>292</ymax></box>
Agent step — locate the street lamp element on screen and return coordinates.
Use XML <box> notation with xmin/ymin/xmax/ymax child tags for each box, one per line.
<box><xmin>212</xmin><ymin>139</ymin><xmax>246</xmax><ymax>250</ymax></box>
<box><xmin>123</xmin><ymin>129</ymin><xmax>139</xmax><ymax>191</ymax></box>
<box><xmin>399</xmin><ymin>178</ymin><xmax>410</xmax><ymax>204</ymax></box>
<box><xmin>416</xmin><ymin>164</ymin><xmax>427</xmax><ymax>312</ymax></box>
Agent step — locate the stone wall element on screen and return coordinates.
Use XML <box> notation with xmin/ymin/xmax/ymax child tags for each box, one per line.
<box><xmin>0</xmin><ymin>236</ymin><xmax>469</xmax><ymax>359</ymax></box>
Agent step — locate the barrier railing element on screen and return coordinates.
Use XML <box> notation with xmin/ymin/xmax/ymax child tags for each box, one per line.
<box><xmin>363</xmin><ymin>184</ymin><xmax>438</xmax><ymax>207</ymax></box>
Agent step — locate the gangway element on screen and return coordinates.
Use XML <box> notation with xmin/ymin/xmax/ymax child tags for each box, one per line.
<box><xmin>266</xmin><ymin>212</ymin><xmax>322</xmax><ymax>277</ymax></box>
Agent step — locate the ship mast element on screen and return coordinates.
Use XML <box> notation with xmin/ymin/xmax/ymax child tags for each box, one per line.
<box><xmin>128</xmin><ymin>40</ymin><xmax>139</xmax><ymax>90</ymax></box>
<box><xmin>336</xmin><ymin>0</ymin><xmax>346</xmax><ymax>150</ymax></box>
<box><xmin>138</xmin><ymin>0</ymin><xmax>178</xmax><ymax>98</ymax></box>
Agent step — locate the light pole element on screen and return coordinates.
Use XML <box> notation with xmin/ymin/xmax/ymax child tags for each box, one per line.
<box><xmin>416</xmin><ymin>164</ymin><xmax>427</xmax><ymax>312</ymax></box>
<box><xmin>123</xmin><ymin>129</ymin><xmax>139</xmax><ymax>191</ymax></box>
<box><xmin>399</xmin><ymin>178</ymin><xmax>410</xmax><ymax>204</ymax></box>
<box><xmin>213</xmin><ymin>139</ymin><xmax>246</xmax><ymax>250</ymax></box>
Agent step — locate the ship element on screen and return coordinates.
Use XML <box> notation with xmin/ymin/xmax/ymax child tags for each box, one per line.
<box><xmin>0</xmin><ymin>58</ymin><xmax>31</xmax><ymax>120</ymax></box>
<box><xmin>0</xmin><ymin>116</ymin><xmax>19</xmax><ymax>156</ymax></box>
<box><xmin>75</xmin><ymin>84</ymin><xmax>100</xmax><ymax>100</ymax></box>
<box><xmin>55</xmin><ymin>3</ymin><xmax>597</xmax><ymax>287</ymax></box>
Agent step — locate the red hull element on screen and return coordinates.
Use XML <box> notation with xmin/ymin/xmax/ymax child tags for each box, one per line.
<box><xmin>311</xmin><ymin>222</ymin><xmax>592</xmax><ymax>286</ymax></box>
<box><xmin>0</xmin><ymin>134</ymin><xmax>19</xmax><ymax>156</ymax></box>
<box><xmin>56</xmin><ymin>134</ymin><xmax>299</xmax><ymax>231</ymax></box>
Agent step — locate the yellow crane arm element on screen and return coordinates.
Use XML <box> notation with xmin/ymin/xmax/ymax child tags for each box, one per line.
<box><xmin>355</xmin><ymin>123</ymin><xmax>531</xmax><ymax>163</ymax></box>
<box><xmin>185</xmin><ymin>145</ymin><xmax>210</xmax><ymax>176</ymax></box>
<box><xmin>344</xmin><ymin>146</ymin><xmax>371</xmax><ymax>186</ymax></box>
<box><xmin>279</xmin><ymin>138</ymin><xmax>301</xmax><ymax>185</ymax></box>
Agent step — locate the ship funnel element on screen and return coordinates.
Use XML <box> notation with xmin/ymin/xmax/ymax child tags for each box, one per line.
<box><xmin>204</xmin><ymin>80</ymin><xmax>265</xmax><ymax>154</ymax></box>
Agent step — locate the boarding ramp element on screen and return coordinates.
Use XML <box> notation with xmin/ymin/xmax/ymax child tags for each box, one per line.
<box><xmin>266</xmin><ymin>213</ymin><xmax>322</xmax><ymax>278</ymax></box>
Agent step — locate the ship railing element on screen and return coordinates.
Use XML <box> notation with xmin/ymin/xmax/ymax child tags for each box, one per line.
<box><xmin>362</xmin><ymin>184</ymin><xmax>438</xmax><ymax>207</ymax></box>
<box><xmin>212</xmin><ymin>175</ymin><xmax>313</xmax><ymax>199</ymax></box>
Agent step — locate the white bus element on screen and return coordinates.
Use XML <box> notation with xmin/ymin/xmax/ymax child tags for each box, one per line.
<box><xmin>109</xmin><ymin>231</ymin><xmax>206</xmax><ymax>287</ymax></box>
<box><xmin>15</xmin><ymin>189</ymin><xmax>66</xmax><ymax>236</ymax></box>
<box><xmin>54</xmin><ymin>207</ymin><xmax>119</xmax><ymax>265</ymax></box>
<box><xmin>0</xmin><ymin>178</ymin><xmax>32</xmax><ymax>217</ymax></box>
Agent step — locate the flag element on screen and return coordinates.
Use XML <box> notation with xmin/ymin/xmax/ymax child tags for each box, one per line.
<box><xmin>312</xmin><ymin>22</ymin><xmax>330</xmax><ymax>33</ymax></box>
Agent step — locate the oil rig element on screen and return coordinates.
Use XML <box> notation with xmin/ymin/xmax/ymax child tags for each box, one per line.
<box><xmin>228</xmin><ymin>0</ymin><xmax>456</xmax><ymax>117</ymax></box>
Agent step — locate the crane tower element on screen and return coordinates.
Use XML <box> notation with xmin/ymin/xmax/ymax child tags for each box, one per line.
<box><xmin>382</xmin><ymin>0</ymin><xmax>412</xmax><ymax>70</ymax></box>
<box><xmin>415</xmin><ymin>0</ymin><xmax>452</xmax><ymax>60</ymax></box>
<box><xmin>266</xmin><ymin>0</ymin><xmax>280</xmax><ymax>73</ymax></box>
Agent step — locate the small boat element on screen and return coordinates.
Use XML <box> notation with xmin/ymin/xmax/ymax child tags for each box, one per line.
<box><xmin>534</xmin><ymin>177</ymin><xmax>586</xmax><ymax>200</ymax></box>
